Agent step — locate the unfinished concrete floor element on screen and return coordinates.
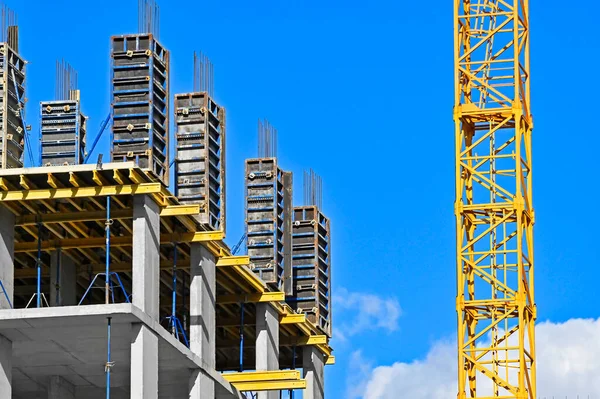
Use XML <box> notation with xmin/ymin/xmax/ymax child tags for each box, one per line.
<box><xmin>0</xmin><ymin>304</ymin><xmax>241</xmax><ymax>399</ymax></box>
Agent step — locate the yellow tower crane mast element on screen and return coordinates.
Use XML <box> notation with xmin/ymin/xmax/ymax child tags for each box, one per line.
<box><xmin>453</xmin><ymin>0</ymin><xmax>535</xmax><ymax>398</ymax></box>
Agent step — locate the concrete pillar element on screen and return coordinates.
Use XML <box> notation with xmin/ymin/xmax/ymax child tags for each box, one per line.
<box><xmin>256</xmin><ymin>303</ymin><xmax>279</xmax><ymax>399</ymax></box>
<box><xmin>132</xmin><ymin>195</ymin><xmax>160</xmax><ymax>320</ymax></box>
<box><xmin>189</xmin><ymin>243</ymin><xmax>216</xmax><ymax>398</ymax></box>
<box><xmin>302</xmin><ymin>346</ymin><xmax>325</xmax><ymax>399</ymax></box>
<box><xmin>0</xmin><ymin>335</ymin><xmax>11</xmax><ymax>398</ymax></box>
<box><xmin>49</xmin><ymin>250</ymin><xmax>77</xmax><ymax>306</ymax></box>
<box><xmin>130</xmin><ymin>323</ymin><xmax>158</xmax><ymax>399</ymax></box>
<box><xmin>0</xmin><ymin>206</ymin><xmax>14</xmax><ymax>310</ymax></box>
<box><xmin>48</xmin><ymin>375</ymin><xmax>75</xmax><ymax>399</ymax></box>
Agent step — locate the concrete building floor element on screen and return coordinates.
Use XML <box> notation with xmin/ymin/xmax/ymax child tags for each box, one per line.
<box><xmin>0</xmin><ymin>304</ymin><xmax>242</xmax><ymax>399</ymax></box>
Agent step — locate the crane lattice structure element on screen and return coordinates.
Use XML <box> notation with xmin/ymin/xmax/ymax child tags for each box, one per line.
<box><xmin>453</xmin><ymin>0</ymin><xmax>535</xmax><ymax>398</ymax></box>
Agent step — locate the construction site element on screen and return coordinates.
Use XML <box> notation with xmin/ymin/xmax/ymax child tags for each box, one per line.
<box><xmin>0</xmin><ymin>0</ymin><xmax>546</xmax><ymax>397</ymax></box>
<box><xmin>0</xmin><ymin>0</ymin><xmax>333</xmax><ymax>398</ymax></box>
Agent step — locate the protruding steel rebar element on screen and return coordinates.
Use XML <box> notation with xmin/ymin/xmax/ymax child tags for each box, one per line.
<box><xmin>138</xmin><ymin>0</ymin><xmax>160</xmax><ymax>39</ymax></box>
<box><xmin>193</xmin><ymin>51</ymin><xmax>214</xmax><ymax>97</ymax></box>
<box><xmin>0</xmin><ymin>2</ymin><xmax>16</xmax><ymax>43</ymax></box>
<box><xmin>55</xmin><ymin>59</ymin><xmax>78</xmax><ymax>101</ymax></box>
<box><xmin>257</xmin><ymin>118</ymin><xmax>277</xmax><ymax>158</ymax></box>
<box><xmin>304</xmin><ymin>169</ymin><xmax>323</xmax><ymax>209</ymax></box>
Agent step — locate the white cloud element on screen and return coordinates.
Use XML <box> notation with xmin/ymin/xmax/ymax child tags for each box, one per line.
<box><xmin>333</xmin><ymin>288</ymin><xmax>402</xmax><ymax>341</ymax></box>
<box><xmin>353</xmin><ymin>318</ymin><xmax>600</xmax><ymax>399</ymax></box>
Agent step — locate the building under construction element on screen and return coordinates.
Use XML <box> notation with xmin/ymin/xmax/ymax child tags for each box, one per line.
<box><xmin>0</xmin><ymin>1</ymin><xmax>333</xmax><ymax>398</ymax></box>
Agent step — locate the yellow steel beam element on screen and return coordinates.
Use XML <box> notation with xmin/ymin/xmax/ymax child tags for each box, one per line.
<box><xmin>217</xmin><ymin>292</ymin><xmax>284</xmax><ymax>304</ymax></box>
<box><xmin>326</xmin><ymin>356</ymin><xmax>335</xmax><ymax>365</ymax></box>
<box><xmin>216</xmin><ymin>256</ymin><xmax>250</xmax><ymax>267</ymax></box>
<box><xmin>0</xmin><ymin>183</ymin><xmax>163</xmax><ymax>202</ymax></box>
<box><xmin>280</xmin><ymin>313</ymin><xmax>306</xmax><ymax>325</ymax></box>
<box><xmin>223</xmin><ymin>370</ymin><xmax>300</xmax><ymax>383</ymax></box>
<box><xmin>0</xmin><ymin>177</ymin><xmax>8</xmax><ymax>191</ymax></box>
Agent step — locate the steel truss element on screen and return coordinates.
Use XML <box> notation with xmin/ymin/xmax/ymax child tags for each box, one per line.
<box><xmin>454</xmin><ymin>0</ymin><xmax>535</xmax><ymax>398</ymax></box>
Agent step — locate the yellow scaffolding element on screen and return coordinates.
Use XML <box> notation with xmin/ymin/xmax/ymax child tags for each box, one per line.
<box><xmin>454</xmin><ymin>0</ymin><xmax>535</xmax><ymax>398</ymax></box>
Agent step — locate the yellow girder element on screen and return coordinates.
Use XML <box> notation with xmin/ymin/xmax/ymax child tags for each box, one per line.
<box><xmin>0</xmin><ymin>183</ymin><xmax>162</xmax><ymax>202</ymax></box>
<box><xmin>216</xmin><ymin>292</ymin><xmax>284</xmax><ymax>304</ymax></box>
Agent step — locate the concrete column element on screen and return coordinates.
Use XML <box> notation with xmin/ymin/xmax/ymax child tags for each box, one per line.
<box><xmin>130</xmin><ymin>323</ymin><xmax>158</xmax><ymax>399</ymax></box>
<box><xmin>0</xmin><ymin>206</ymin><xmax>14</xmax><ymax>310</ymax></box>
<box><xmin>48</xmin><ymin>375</ymin><xmax>75</xmax><ymax>399</ymax></box>
<box><xmin>49</xmin><ymin>250</ymin><xmax>77</xmax><ymax>306</ymax></box>
<box><xmin>0</xmin><ymin>335</ymin><xmax>11</xmax><ymax>397</ymax></box>
<box><xmin>302</xmin><ymin>346</ymin><xmax>325</xmax><ymax>399</ymax></box>
<box><xmin>256</xmin><ymin>303</ymin><xmax>279</xmax><ymax>399</ymax></box>
<box><xmin>132</xmin><ymin>195</ymin><xmax>160</xmax><ymax>320</ymax></box>
<box><xmin>189</xmin><ymin>243</ymin><xmax>216</xmax><ymax>398</ymax></box>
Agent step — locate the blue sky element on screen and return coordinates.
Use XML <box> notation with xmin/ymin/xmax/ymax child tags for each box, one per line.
<box><xmin>11</xmin><ymin>0</ymin><xmax>600</xmax><ymax>397</ymax></box>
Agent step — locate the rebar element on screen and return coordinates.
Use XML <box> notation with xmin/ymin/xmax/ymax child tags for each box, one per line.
<box><xmin>55</xmin><ymin>59</ymin><xmax>78</xmax><ymax>101</ymax></box>
<box><xmin>0</xmin><ymin>2</ymin><xmax>16</xmax><ymax>43</ymax></box>
<box><xmin>303</xmin><ymin>169</ymin><xmax>323</xmax><ymax>209</ymax></box>
<box><xmin>257</xmin><ymin>118</ymin><xmax>277</xmax><ymax>158</ymax></box>
<box><xmin>138</xmin><ymin>0</ymin><xmax>160</xmax><ymax>39</ymax></box>
<box><xmin>193</xmin><ymin>51</ymin><xmax>214</xmax><ymax>97</ymax></box>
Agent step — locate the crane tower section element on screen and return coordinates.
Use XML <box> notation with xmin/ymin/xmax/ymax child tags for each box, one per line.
<box><xmin>454</xmin><ymin>1</ymin><xmax>535</xmax><ymax>398</ymax></box>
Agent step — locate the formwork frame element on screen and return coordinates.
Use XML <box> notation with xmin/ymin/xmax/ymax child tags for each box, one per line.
<box><xmin>110</xmin><ymin>34</ymin><xmax>170</xmax><ymax>185</ymax></box>
<box><xmin>288</xmin><ymin>206</ymin><xmax>331</xmax><ymax>337</ymax></box>
<box><xmin>244</xmin><ymin>158</ymin><xmax>292</xmax><ymax>293</ymax></box>
<box><xmin>39</xmin><ymin>98</ymin><xmax>87</xmax><ymax>166</ymax></box>
<box><xmin>454</xmin><ymin>1</ymin><xmax>535</xmax><ymax>398</ymax></box>
<box><xmin>0</xmin><ymin>163</ymin><xmax>332</xmax><ymax>373</ymax></box>
<box><xmin>0</xmin><ymin>43</ymin><xmax>26</xmax><ymax>169</ymax></box>
<box><xmin>174</xmin><ymin>92</ymin><xmax>226</xmax><ymax>232</ymax></box>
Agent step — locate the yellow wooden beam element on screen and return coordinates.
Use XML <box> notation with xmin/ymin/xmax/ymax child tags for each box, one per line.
<box><xmin>19</xmin><ymin>175</ymin><xmax>31</xmax><ymax>190</ymax></box>
<box><xmin>15</xmin><ymin>231</ymin><xmax>224</xmax><ymax>252</ymax></box>
<box><xmin>217</xmin><ymin>292</ymin><xmax>284</xmax><ymax>304</ymax></box>
<box><xmin>216</xmin><ymin>256</ymin><xmax>250</xmax><ymax>267</ymax></box>
<box><xmin>223</xmin><ymin>370</ymin><xmax>305</xmax><ymax>392</ymax></box>
<box><xmin>0</xmin><ymin>182</ymin><xmax>162</xmax><ymax>202</ymax></box>
<box><xmin>128</xmin><ymin>168</ymin><xmax>145</xmax><ymax>184</ymax></box>
<box><xmin>16</xmin><ymin>209</ymin><xmax>132</xmax><ymax>226</ymax></box>
<box><xmin>47</xmin><ymin>173</ymin><xmax>59</xmax><ymax>189</ymax></box>
<box><xmin>113</xmin><ymin>169</ymin><xmax>124</xmax><ymax>185</ymax></box>
<box><xmin>223</xmin><ymin>370</ymin><xmax>300</xmax><ymax>383</ymax></box>
<box><xmin>288</xmin><ymin>335</ymin><xmax>328</xmax><ymax>346</ymax></box>
<box><xmin>160</xmin><ymin>204</ymin><xmax>201</xmax><ymax>217</ymax></box>
<box><xmin>280</xmin><ymin>313</ymin><xmax>306</xmax><ymax>325</ymax></box>
<box><xmin>69</xmin><ymin>172</ymin><xmax>81</xmax><ymax>187</ymax></box>
<box><xmin>92</xmin><ymin>170</ymin><xmax>108</xmax><ymax>186</ymax></box>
